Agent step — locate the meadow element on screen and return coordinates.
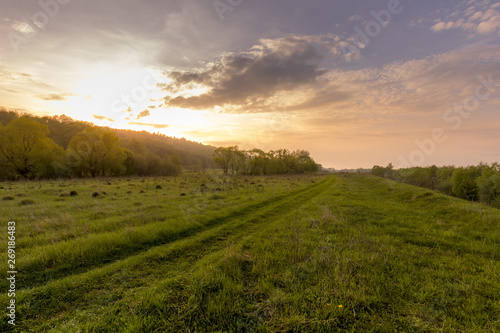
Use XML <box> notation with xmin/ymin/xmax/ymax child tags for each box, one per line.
<box><xmin>0</xmin><ymin>173</ymin><xmax>499</xmax><ymax>332</ymax></box>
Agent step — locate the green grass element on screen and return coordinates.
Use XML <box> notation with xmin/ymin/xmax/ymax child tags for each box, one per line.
<box><xmin>0</xmin><ymin>173</ymin><xmax>499</xmax><ymax>332</ymax></box>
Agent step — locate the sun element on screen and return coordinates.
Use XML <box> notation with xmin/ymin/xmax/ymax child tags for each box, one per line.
<box><xmin>51</xmin><ymin>67</ymin><xmax>251</xmax><ymax>144</ymax></box>
<box><xmin>60</xmin><ymin>68</ymin><xmax>164</xmax><ymax>123</ymax></box>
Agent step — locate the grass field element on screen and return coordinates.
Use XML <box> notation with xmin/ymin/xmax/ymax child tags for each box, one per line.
<box><xmin>0</xmin><ymin>173</ymin><xmax>499</xmax><ymax>332</ymax></box>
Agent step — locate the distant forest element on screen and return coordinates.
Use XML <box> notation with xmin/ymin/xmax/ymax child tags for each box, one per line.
<box><xmin>0</xmin><ymin>108</ymin><xmax>214</xmax><ymax>180</ymax></box>
<box><xmin>0</xmin><ymin>109</ymin><xmax>320</xmax><ymax>180</ymax></box>
<box><xmin>372</xmin><ymin>163</ymin><xmax>500</xmax><ymax>209</ymax></box>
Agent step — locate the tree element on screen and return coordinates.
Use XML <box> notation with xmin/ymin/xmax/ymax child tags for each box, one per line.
<box><xmin>67</xmin><ymin>127</ymin><xmax>127</xmax><ymax>177</ymax></box>
<box><xmin>0</xmin><ymin>108</ymin><xmax>18</xmax><ymax>126</ymax></box>
<box><xmin>0</xmin><ymin>117</ymin><xmax>65</xmax><ymax>179</ymax></box>
<box><xmin>213</xmin><ymin>146</ymin><xmax>319</xmax><ymax>175</ymax></box>
<box><xmin>477</xmin><ymin>168</ymin><xmax>500</xmax><ymax>208</ymax></box>
<box><xmin>214</xmin><ymin>146</ymin><xmax>238</xmax><ymax>174</ymax></box>
<box><xmin>229</xmin><ymin>148</ymin><xmax>246</xmax><ymax>174</ymax></box>
<box><xmin>451</xmin><ymin>168</ymin><xmax>479</xmax><ymax>201</ymax></box>
<box><xmin>161</xmin><ymin>155</ymin><xmax>182</xmax><ymax>176</ymax></box>
<box><xmin>435</xmin><ymin>166</ymin><xmax>455</xmax><ymax>195</ymax></box>
<box><xmin>122</xmin><ymin>149</ymin><xmax>136</xmax><ymax>176</ymax></box>
<box><xmin>247</xmin><ymin>148</ymin><xmax>268</xmax><ymax>175</ymax></box>
<box><xmin>292</xmin><ymin>149</ymin><xmax>319</xmax><ymax>173</ymax></box>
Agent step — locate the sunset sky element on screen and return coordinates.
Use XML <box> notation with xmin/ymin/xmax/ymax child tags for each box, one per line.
<box><xmin>1</xmin><ymin>0</ymin><xmax>499</xmax><ymax>169</ymax></box>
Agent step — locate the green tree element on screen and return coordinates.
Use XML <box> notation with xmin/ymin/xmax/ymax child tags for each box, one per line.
<box><xmin>371</xmin><ymin>165</ymin><xmax>386</xmax><ymax>177</ymax></box>
<box><xmin>67</xmin><ymin>127</ymin><xmax>127</xmax><ymax>177</ymax></box>
<box><xmin>291</xmin><ymin>149</ymin><xmax>318</xmax><ymax>173</ymax></box>
<box><xmin>477</xmin><ymin>168</ymin><xmax>500</xmax><ymax>207</ymax></box>
<box><xmin>122</xmin><ymin>149</ymin><xmax>136</xmax><ymax>176</ymax></box>
<box><xmin>435</xmin><ymin>166</ymin><xmax>455</xmax><ymax>195</ymax></box>
<box><xmin>451</xmin><ymin>168</ymin><xmax>479</xmax><ymax>201</ymax></box>
<box><xmin>247</xmin><ymin>148</ymin><xmax>268</xmax><ymax>175</ymax></box>
<box><xmin>0</xmin><ymin>108</ymin><xmax>19</xmax><ymax>126</ymax></box>
<box><xmin>214</xmin><ymin>146</ymin><xmax>238</xmax><ymax>174</ymax></box>
<box><xmin>229</xmin><ymin>148</ymin><xmax>246</xmax><ymax>174</ymax></box>
<box><xmin>0</xmin><ymin>117</ymin><xmax>65</xmax><ymax>179</ymax></box>
<box><xmin>161</xmin><ymin>155</ymin><xmax>182</xmax><ymax>176</ymax></box>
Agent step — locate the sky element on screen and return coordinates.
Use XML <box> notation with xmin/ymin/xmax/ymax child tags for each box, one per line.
<box><xmin>1</xmin><ymin>0</ymin><xmax>499</xmax><ymax>169</ymax></box>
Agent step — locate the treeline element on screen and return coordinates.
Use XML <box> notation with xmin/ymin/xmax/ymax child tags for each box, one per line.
<box><xmin>372</xmin><ymin>163</ymin><xmax>500</xmax><ymax>208</ymax></box>
<box><xmin>0</xmin><ymin>109</ymin><xmax>214</xmax><ymax>180</ymax></box>
<box><xmin>213</xmin><ymin>146</ymin><xmax>320</xmax><ymax>175</ymax></box>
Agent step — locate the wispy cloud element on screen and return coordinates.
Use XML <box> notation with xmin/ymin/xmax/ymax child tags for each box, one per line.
<box><xmin>36</xmin><ymin>92</ymin><xmax>76</xmax><ymax>101</ymax></box>
<box><xmin>91</xmin><ymin>114</ymin><xmax>115</xmax><ymax>122</ymax></box>
<box><xmin>128</xmin><ymin>122</ymin><xmax>168</xmax><ymax>129</ymax></box>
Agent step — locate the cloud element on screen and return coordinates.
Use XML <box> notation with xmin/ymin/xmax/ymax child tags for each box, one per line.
<box><xmin>36</xmin><ymin>92</ymin><xmax>76</xmax><ymax>101</ymax></box>
<box><xmin>428</xmin><ymin>0</ymin><xmax>500</xmax><ymax>35</ymax></box>
<box><xmin>348</xmin><ymin>15</ymin><xmax>363</xmax><ymax>22</ymax></box>
<box><xmin>10</xmin><ymin>21</ymin><xmax>35</xmax><ymax>35</ymax></box>
<box><xmin>476</xmin><ymin>15</ymin><xmax>500</xmax><ymax>34</ymax></box>
<box><xmin>91</xmin><ymin>114</ymin><xmax>115</xmax><ymax>122</ymax></box>
<box><xmin>0</xmin><ymin>71</ymin><xmax>55</xmax><ymax>90</ymax></box>
<box><xmin>162</xmin><ymin>35</ymin><xmax>343</xmax><ymax>112</ymax></box>
<box><xmin>137</xmin><ymin>109</ymin><xmax>150</xmax><ymax>119</ymax></box>
<box><xmin>332</xmin><ymin>45</ymin><xmax>500</xmax><ymax>118</ymax></box>
<box><xmin>157</xmin><ymin>32</ymin><xmax>500</xmax><ymax>124</ymax></box>
<box><xmin>128</xmin><ymin>122</ymin><xmax>168</xmax><ymax>129</ymax></box>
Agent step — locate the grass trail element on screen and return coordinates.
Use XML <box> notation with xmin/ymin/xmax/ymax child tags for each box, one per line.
<box><xmin>2</xmin><ymin>176</ymin><xmax>334</xmax><ymax>332</ymax></box>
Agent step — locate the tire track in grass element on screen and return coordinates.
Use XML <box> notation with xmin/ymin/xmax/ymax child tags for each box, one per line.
<box><xmin>14</xmin><ymin>177</ymin><xmax>335</xmax><ymax>289</ymax></box>
<box><xmin>10</xmin><ymin>176</ymin><xmax>335</xmax><ymax>330</ymax></box>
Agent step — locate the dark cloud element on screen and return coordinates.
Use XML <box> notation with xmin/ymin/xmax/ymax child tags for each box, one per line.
<box><xmin>128</xmin><ymin>122</ymin><xmax>168</xmax><ymax>129</ymax></box>
<box><xmin>162</xmin><ymin>36</ymin><xmax>329</xmax><ymax>112</ymax></box>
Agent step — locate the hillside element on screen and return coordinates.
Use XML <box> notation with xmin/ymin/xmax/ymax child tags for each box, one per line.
<box><xmin>0</xmin><ymin>108</ymin><xmax>215</xmax><ymax>178</ymax></box>
<box><xmin>0</xmin><ymin>174</ymin><xmax>498</xmax><ymax>331</ymax></box>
